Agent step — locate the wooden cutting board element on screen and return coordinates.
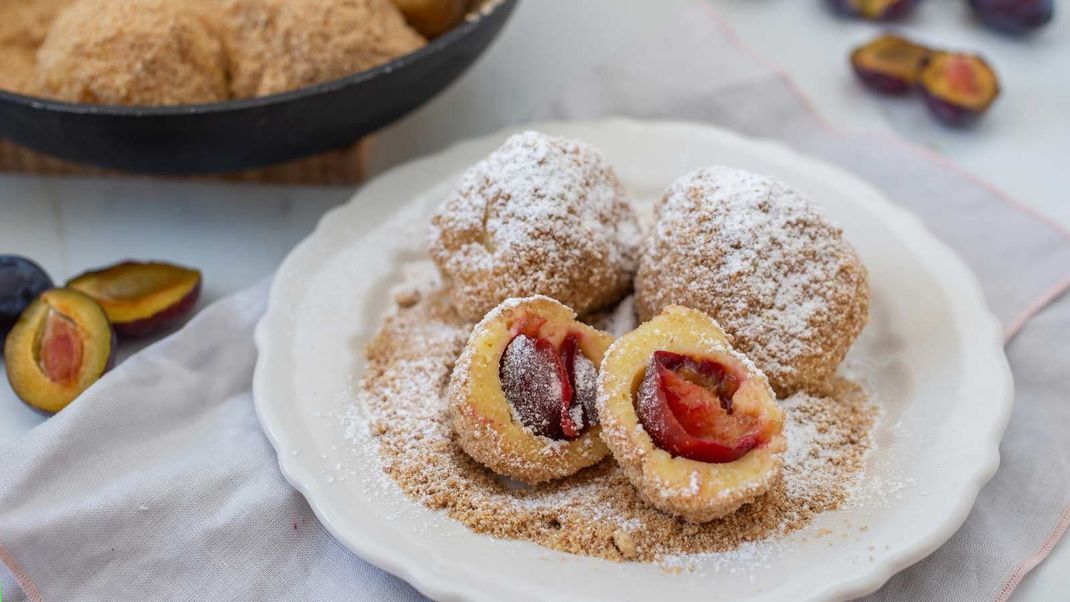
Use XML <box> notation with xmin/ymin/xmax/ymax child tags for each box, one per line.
<box><xmin>0</xmin><ymin>138</ymin><xmax>367</xmax><ymax>185</ymax></box>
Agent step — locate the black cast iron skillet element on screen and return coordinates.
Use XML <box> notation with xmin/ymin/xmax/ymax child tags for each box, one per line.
<box><xmin>0</xmin><ymin>0</ymin><xmax>517</xmax><ymax>174</ymax></box>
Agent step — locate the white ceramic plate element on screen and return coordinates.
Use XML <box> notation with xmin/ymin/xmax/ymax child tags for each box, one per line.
<box><xmin>253</xmin><ymin>119</ymin><xmax>1012</xmax><ymax>601</ymax></box>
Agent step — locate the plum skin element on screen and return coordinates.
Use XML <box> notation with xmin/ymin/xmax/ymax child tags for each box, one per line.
<box><xmin>920</xmin><ymin>91</ymin><xmax>983</xmax><ymax>126</ymax></box>
<box><xmin>114</xmin><ymin>278</ymin><xmax>201</xmax><ymax>338</ymax></box>
<box><xmin>0</xmin><ymin>255</ymin><xmax>53</xmax><ymax>338</ymax></box>
<box><xmin>968</xmin><ymin>0</ymin><xmax>1053</xmax><ymax>34</ymax></box>
<box><xmin>827</xmin><ymin>0</ymin><xmax>919</xmax><ymax>20</ymax></box>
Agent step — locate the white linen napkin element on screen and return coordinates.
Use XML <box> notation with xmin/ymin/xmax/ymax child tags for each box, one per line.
<box><xmin>2</xmin><ymin>3</ymin><xmax>1068</xmax><ymax>600</ymax></box>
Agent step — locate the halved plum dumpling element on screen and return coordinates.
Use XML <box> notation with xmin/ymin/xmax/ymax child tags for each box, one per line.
<box><xmin>448</xmin><ymin>296</ymin><xmax>612</xmax><ymax>484</ymax></box>
<box><xmin>599</xmin><ymin>305</ymin><xmax>785</xmax><ymax>522</ymax></box>
<box><xmin>4</xmin><ymin>288</ymin><xmax>115</xmax><ymax>414</ymax></box>
<box><xmin>67</xmin><ymin>261</ymin><xmax>201</xmax><ymax>338</ymax></box>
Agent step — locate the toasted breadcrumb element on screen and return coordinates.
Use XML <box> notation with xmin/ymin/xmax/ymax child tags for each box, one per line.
<box><xmin>356</xmin><ymin>282</ymin><xmax>877</xmax><ymax>562</ymax></box>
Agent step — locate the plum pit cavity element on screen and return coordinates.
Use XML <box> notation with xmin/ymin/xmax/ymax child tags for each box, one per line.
<box><xmin>919</xmin><ymin>51</ymin><xmax>1000</xmax><ymax>126</ymax></box>
<box><xmin>969</xmin><ymin>0</ymin><xmax>1053</xmax><ymax>34</ymax></box>
<box><xmin>38</xmin><ymin>309</ymin><xmax>84</xmax><ymax>386</ymax></box>
<box><xmin>827</xmin><ymin>0</ymin><xmax>919</xmax><ymax>20</ymax></box>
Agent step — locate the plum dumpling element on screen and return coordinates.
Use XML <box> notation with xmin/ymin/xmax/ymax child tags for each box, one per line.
<box><xmin>598</xmin><ymin>305</ymin><xmax>786</xmax><ymax>522</ymax></box>
<box><xmin>448</xmin><ymin>296</ymin><xmax>613</xmax><ymax>484</ymax></box>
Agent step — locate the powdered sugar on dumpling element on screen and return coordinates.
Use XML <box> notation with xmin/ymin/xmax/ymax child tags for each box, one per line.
<box><xmin>429</xmin><ymin>131</ymin><xmax>640</xmax><ymax>321</ymax></box>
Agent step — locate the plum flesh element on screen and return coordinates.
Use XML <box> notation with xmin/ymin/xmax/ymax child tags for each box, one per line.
<box><xmin>500</xmin><ymin>333</ymin><xmax>571</xmax><ymax>439</ymax></box>
<box><xmin>919</xmin><ymin>51</ymin><xmax>1000</xmax><ymax>126</ymax></box>
<box><xmin>969</xmin><ymin>0</ymin><xmax>1053</xmax><ymax>34</ymax></box>
<box><xmin>4</xmin><ymin>288</ymin><xmax>114</xmax><ymax>414</ymax></box>
<box><xmin>67</xmin><ymin>261</ymin><xmax>201</xmax><ymax>337</ymax></box>
<box><xmin>851</xmin><ymin>34</ymin><xmax>931</xmax><ymax>94</ymax></box>
<box><xmin>635</xmin><ymin>351</ymin><xmax>761</xmax><ymax>464</ymax></box>
<box><xmin>0</xmin><ymin>255</ymin><xmax>53</xmax><ymax>338</ymax></box>
<box><xmin>499</xmin><ymin>332</ymin><xmax>598</xmax><ymax>441</ymax></box>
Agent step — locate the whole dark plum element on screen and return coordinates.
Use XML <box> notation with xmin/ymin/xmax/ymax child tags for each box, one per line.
<box><xmin>67</xmin><ymin>261</ymin><xmax>202</xmax><ymax>338</ymax></box>
<box><xmin>969</xmin><ymin>0</ymin><xmax>1053</xmax><ymax>34</ymax></box>
<box><xmin>0</xmin><ymin>255</ymin><xmax>53</xmax><ymax>337</ymax></box>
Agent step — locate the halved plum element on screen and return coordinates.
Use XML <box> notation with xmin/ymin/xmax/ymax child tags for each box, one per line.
<box><xmin>1</xmin><ymin>255</ymin><xmax>53</xmax><ymax>337</ymax></box>
<box><xmin>559</xmin><ymin>334</ymin><xmax>599</xmax><ymax>437</ymax></box>
<box><xmin>636</xmin><ymin>350</ymin><xmax>772</xmax><ymax>464</ymax></box>
<box><xmin>67</xmin><ymin>261</ymin><xmax>201</xmax><ymax>337</ymax></box>
<box><xmin>919</xmin><ymin>51</ymin><xmax>1000</xmax><ymax>126</ymax></box>
<box><xmin>4</xmin><ymin>288</ymin><xmax>115</xmax><ymax>414</ymax></box>
<box><xmin>827</xmin><ymin>0</ymin><xmax>919</xmax><ymax>20</ymax></box>
<box><xmin>850</xmin><ymin>34</ymin><xmax>931</xmax><ymax>94</ymax></box>
<box><xmin>499</xmin><ymin>331</ymin><xmax>600</xmax><ymax>441</ymax></box>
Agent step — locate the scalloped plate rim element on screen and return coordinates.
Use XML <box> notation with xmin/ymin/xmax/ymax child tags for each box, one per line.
<box><xmin>253</xmin><ymin>118</ymin><xmax>1013</xmax><ymax>602</ymax></box>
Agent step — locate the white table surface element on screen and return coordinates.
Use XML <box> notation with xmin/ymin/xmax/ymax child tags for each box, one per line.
<box><xmin>0</xmin><ymin>0</ymin><xmax>1066</xmax><ymax>598</ymax></box>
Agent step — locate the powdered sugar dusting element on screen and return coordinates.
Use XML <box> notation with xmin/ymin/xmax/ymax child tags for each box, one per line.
<box><xmin>429</xmin><ymin>131</ymin><xmax>640</xmax><ymax>321</ymax></box>
<box><xmin>572</xmin><ymin>351</ymin><xmax>599</xmax><ymax>425</ymax></box>
<box><xmin>500</xmin><ymin>334</ymin><xmax>564</xmax><ymax>437</ymax></box>
<box><xmin>349</xmin><ymin>274</ymin><xmax>878</xmax><ymax>563</ymax></box>
<box><xmin>636</xmin><ymin>166</ymin><xmax>869</xmax><ymax>396</ymax></box>
<box><xmin>780</xmin><ymin>387</ymin><xmax>876</xmax><ymax>503</ymax></box>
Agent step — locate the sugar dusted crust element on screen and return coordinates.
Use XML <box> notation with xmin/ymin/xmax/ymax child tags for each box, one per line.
<box><xmin>448</xmin><ymin>296</ymin><xmax>611</xmax><ymax>484</ymax></box>
<box><xmin>598</xmin><ymin>305</ymin><xmax>786</xmax><ymax>522</ymax></box>
<box><xmin>428</xmin><ymin>131</ymin><xmax>640</xmax><ymax>322</ymax></box>
<box><xmin>635</xmin><ymin>166</ymin><xmax>869</xmax><ymax>397</ymax></box>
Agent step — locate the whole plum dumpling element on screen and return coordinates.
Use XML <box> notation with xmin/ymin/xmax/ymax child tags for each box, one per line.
<box><xmin>222</xmin><ymin>0</ymin><xmax>426</xmax><ymax>98</ymax></box>
<box><xmin>36</xmin><ymin>0</ymin><xmax>228</xmax><ymax>105</ymax></box>
<box><xmin>429</xmin><ymin>131</ymin><xmax>640</xmax><ymax>322</ymax></box>
<box><xmin>635</xmin><ymin>166</ymin><xmax>869</xmax><ymax>397</ymax></box>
